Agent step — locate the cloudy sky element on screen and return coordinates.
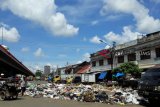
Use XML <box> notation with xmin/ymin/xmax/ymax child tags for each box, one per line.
<box><xmin>0</xmin><ymin>0</ymin><xmax>160</xmax><ymax>72</ymax></box>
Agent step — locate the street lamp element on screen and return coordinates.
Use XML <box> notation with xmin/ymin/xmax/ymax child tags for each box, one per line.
<box><xmin>99</xmin><ymin>40</ymin><xmax>116</xmax><ymax>71</ymax></box>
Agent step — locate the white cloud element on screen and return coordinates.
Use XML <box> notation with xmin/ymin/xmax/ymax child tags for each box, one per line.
<box><xmin>46</xmin><ymin>63</ymin><xmax>57</xmax><ymax>69</ymax></box>
<box><xmin>46</xmin><ymin>63</ymin><xmax>52</xmax><ymax>67</ymax></box>
<box><xmin>0</xmin><ymin>0</ymin><xmax>78</xmax><ymax>36</ymax></box>
<box><xmin>34</xmin><ymin>48</ymin><xmax>44</xmax><ymax>57</ymax></box>
<box><xmin>58</xmin><ymin>0</ymin><xmax>102</xmax><ymax>24</ymax></box>
<box><xmin>90</xmin><ymin>36</ymin><xmax>101</xmax><ymax>44</ymax></box>
<box><xmin>91</xmin><ymin>20</ymin><xmax>99</xmax><ymax>25</ymax></box>
<box><xmin>21</xmin><ymin>47</ymin><xmax>29</xmax><ymax>52</ymax></box>
<box><xmin>76</xmin><ymin>53</ymin><xmax>90</xmax><ymax>64</ymax></box>
<box><xmin>0</xmin><ymin>23</ymin><xmax>20</xmax><ymax>42</ymax></box>
<box><xmin>76</xmin><ymin>61</ymin><xmax>82</xmax><ymax>64</ymax></box>
<box><xmin>101</xmin><ymin>0</ymin><xmax>160</xmax><ymax>33</ymax></box>
<box><xmin>104</xmin><ymin>26</ymin><xmax>141</xmax><ymax>44</ymax></box>
<box><xmin>35</xmin><ymin>65</ymin><xmax>43</xmax><ymax>71</ymax></box>
<box><xmin>26</xmin><ymin>62</ymin><xmax>58</xmax><ymax>73</ymax></box>
<box><xmin>105</xmin><ymin>45</ymin><xmax>111</xmax><ymax>49</ymax></box>
<box><xmin>27</xmin><ymin>64</ymin><xmax>43</xmax><ymax>73</ymax></box>
<box><xmin>0</xmin><ymin>22</ymin><xmax>9</xmax><ymax>28</ymax></box>
<box><xmin>83</xmin><ymin>53</ymin><xmax>90</xmax><ymax>61</ymax></box>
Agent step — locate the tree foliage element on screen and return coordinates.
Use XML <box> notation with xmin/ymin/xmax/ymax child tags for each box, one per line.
<box><xmin>119</xmin><ymin>62</ymin><xmax>141</xmax><ymax>74</ymax></box>
<box><xmin>113</xmin><ymin>67</ymin><xmax>121</xmax><ymax>73</ymax></box>
<box><xmin>35</xmin><ymin>70</ymin><xmax>42</xmax><ymax>77</ymax></box>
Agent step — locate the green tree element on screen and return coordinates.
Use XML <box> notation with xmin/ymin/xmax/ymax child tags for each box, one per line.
<box><xmin>35</xmin><ymin>70</ymin><xmax>42</xmax><ymax>77</ymax></box>
<box><xmin>119</xmin><ymin>62</ymin><xmax>141</xmax><ymax>75</ymax></box>
<box><xmin>113</xmin><ymin>67</ymin><xmax>121</xmax><ymax>73</ymax></box>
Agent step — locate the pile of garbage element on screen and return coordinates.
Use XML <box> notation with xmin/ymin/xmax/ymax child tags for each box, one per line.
<box><xmin>25</xmin><ymin>82</ymin><xmax>142</xmax><ymax>105</ymax></box>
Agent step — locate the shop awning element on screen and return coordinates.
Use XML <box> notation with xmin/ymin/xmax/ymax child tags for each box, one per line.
<box><xmin>98</xmin><ymin>71</ymin><xmax>107</xmax><ymax>79</ymax></box>
<box><xmin>116</xmin><ymin>72</ymin><xmax>124</xmax><ymax>77</ymax></box>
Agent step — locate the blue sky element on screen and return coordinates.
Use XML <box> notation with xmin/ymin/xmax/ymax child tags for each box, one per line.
<box><xmin>0</xmin><ymin>0</ymin><xmax>160</xmax><ymax>72</ymax></box>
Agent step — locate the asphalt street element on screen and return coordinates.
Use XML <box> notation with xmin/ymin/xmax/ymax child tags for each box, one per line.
<box><xmin>0</xmin><ymin>96</ymin><xmax>147</xmax><ymax>107</ymax></box>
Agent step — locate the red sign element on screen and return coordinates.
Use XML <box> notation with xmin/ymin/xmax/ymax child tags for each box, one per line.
<box><xmin>98</xmin><ymin>49</ymin><xmax>111</xmax><ymax>58</ymax></box>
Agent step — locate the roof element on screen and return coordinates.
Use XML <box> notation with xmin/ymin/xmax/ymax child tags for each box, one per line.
<box><xmin>146</xmin><ymin>31</ymin><xmax>160</xmax><ymax>37</ymax></box>
<box><xmin>76</xmin><ymin>65</ymin><xmax>91</xmax><ymax>74</ymax></box>
<box><xmin>0</xmin><ymin>45</ymin><xmax>34</xmax><ymax>76</ymax></box>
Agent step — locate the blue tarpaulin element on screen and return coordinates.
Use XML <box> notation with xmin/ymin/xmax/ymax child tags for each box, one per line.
<box><xmin>98</xmin><ymin>71</ymin><xmax>107</xmax><ymax>79</ymax></box>
<box><xmin>48</xmin><ymin>76</ymin><xmax>52</xmax><ymax>81</ymax></box>
<box><xmin>116</xmin><ymin>72</ymin><xmax>124</xmax><ymax>77</ymax></box>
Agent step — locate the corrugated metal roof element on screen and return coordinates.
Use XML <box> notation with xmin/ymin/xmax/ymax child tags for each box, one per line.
<box><xmin>76</xmin><ymin>65</ymin><xmax>91</xmax><ymax>74</ymax></box>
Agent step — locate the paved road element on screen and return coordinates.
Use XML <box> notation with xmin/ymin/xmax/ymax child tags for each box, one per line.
<box><xmin>0</xmin><ymin>96</ymin><xmax>147</xmax><ymax>107</ymax></box>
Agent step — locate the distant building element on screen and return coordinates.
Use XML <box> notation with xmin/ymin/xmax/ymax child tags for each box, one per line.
<box><xmin>44</xmin><ymin>65</ymin><xmax>51</xmax><ymax>75</ymax></box>
<box><xmin>56</xmin><ymin>61</ymin><xmax>90</xmax><ymax>81</ymax></box>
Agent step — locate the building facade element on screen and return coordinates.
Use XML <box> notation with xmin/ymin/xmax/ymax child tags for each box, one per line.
<box><xmin>57</xmin><ymin>64</ymin><xmax>80</xmax><ymax>81</ymax></box>
<box><xmin>44</xmin><ymin>65</ymin><xmax>51</xmax><ymax>75</ymax></box>
<box><xmin>90</xmin><ymin>31</ymin><xmax>160</xmax><ymax>72</ymax></box>
<box><xmin>57</xmin><ymin>61</ymin><xmax>91</xmax><ymax>81</ymax></box>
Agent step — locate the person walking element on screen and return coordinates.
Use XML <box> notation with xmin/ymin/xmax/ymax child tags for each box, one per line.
<box><xmin>20</xmin><ymin>76</ymin><xmax>27</xmax><ymax>96</ymax></box>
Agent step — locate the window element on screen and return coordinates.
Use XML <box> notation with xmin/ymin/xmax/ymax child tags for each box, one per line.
<box><xmin>140</xmin><ymin>50</ymin><xmax>151</xmax><ymax>60</ymax></box>
<box><xmin>99</xmin><ymin>60</ymin><xmax>104</xmax><ymax>66</ymax></box>
<box><xmin>156</xmin><ymin>47</ymin><xmax>160</xmax><ymax>58</ymax></box>
<box><xmin>118</xmin><ymin>56</ymin><xmax>124</xmax><ymax>63</ymax></box>
<box><xmin>92</xmin><ymin>61</ymin><xmax>96</xmax><ymax>67</ymax></box>
<box><xmin>107</xmin><ymin>58</ymin><xmax>112</xmax><ymax>65</ymax></box>
<box><xmin>128</xmin><ymin>53</ymin><xmax>136</xmax><ymax>61</ymax></box>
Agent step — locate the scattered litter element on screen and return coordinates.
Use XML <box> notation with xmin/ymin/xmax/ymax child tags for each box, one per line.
<box><xmin>25</xmin><ymin>82</ymin><xmax>142</xmax><ymax>105</ymax></box>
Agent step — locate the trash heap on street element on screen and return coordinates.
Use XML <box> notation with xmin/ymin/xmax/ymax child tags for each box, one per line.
<box><xmin>25</xmin><ymin>82</ymin><xmax>142</xmax><ymax>105</ymax></box>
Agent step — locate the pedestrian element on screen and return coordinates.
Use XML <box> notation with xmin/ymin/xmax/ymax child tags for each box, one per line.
<box><xmin>20</xmin><ymin>76</ymin><xmax>27</xmax><ymax>96</ymax></box>
<box><xmin>0</xmin><ymin>73</ymin><xmax>5</xmax><ymax>85</ymax></box>
<box><xmin>0</xmin><ymin>73</ymin><xmax>4</xmax><ymax>78</ymax></box>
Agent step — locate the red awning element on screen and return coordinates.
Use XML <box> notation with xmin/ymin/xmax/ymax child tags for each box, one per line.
<box><xmin>76</xmin><ymin>65</ymin><xmax>91</xmax><ymax>74</ymax></box>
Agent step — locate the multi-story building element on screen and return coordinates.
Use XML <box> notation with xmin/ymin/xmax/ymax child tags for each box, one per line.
<box><xmin>90</xmin><ymin>31</ymin><xmax>160</xmax><ymax>73</ymax></box>
<box><xmin>44</xmin><ymin>65</ymin><xmax>51</xmax><ymax>75</ymax></box>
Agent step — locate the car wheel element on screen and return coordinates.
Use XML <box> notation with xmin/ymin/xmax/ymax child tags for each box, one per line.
<box><xmin>0</xmin><ymin>91</ymin><xmax>6</xmax><ymax>101</ymax></box>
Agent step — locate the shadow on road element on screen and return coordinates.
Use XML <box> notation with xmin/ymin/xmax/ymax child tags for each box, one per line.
<box><xmin>2</xmin><ymin>97</ymin><xmax>25</xmax><ymax>102</ymax></box>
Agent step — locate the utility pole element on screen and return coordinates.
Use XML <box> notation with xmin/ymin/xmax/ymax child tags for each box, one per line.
<box><xmin>99</xmin><ymin>40</ymin><xmax>116</xmax><ymax>71</ymax></box>
<box><xmin>110</xmin><ymin>41</ymin><xmax>116</xmax><ymax>71</ymax></box>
